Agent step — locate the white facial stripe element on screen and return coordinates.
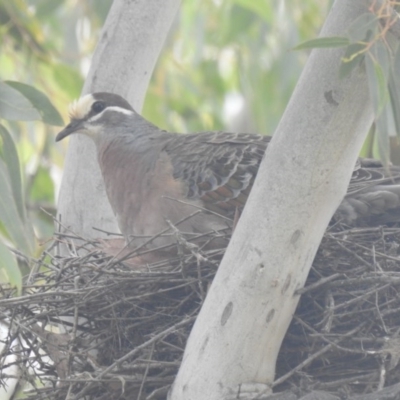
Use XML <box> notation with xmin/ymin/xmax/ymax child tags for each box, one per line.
<box><xmin>88</xmin><ymin>106</ymin><xmax>134</xmax><ymax>123</ymax></box>
<box><xmin>68</xmin><ymin>94</ymin><xmax>94</xmax><ymax>120</ymax></box>
<box><xmin>83</xmin><ymin>124</ymin><xmax>102</xmax><ymax>138</ymax></box>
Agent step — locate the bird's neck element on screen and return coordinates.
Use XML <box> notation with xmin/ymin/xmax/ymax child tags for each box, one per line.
<box><xmin>97</xmin><ymin>132</ymin><xmax>162</xmax><ymax>187</ymax></box>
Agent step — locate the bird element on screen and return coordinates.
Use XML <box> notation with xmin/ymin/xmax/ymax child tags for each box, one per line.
<box><xmin>56</xmin><ymin>92</ymin><xmax>400</xmax><ymax>250</ymax></box>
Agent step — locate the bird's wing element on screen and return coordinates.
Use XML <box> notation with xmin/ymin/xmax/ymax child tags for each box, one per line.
<box><xmin>164</xmin><ymin>131</ymin><xmax>270</xmax><ymax>219</ymax></box>
<box><xmin>347</xmin><ymin>158</ymin><xmax>400</xmax><ymax>194</ymax></box>
<box><xmin>339</xmin><ymin>159</ymin><xmax>400</xmax><ymax>223</ymax></box>
<box><xmin>165</xmin><ymin>131</ymin><xmax>400</xmax><ymax>224</ymax></box>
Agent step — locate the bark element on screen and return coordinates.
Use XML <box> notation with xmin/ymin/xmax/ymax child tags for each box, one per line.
<box><xmin>169</xmin><ymin>0</ymin><xmax>374</xmax><ymax>399</ymax></box>
<box><xmin>56</xmin><ymin>0</ymin><xmax>181</xmax><ymax>239</ymax></box>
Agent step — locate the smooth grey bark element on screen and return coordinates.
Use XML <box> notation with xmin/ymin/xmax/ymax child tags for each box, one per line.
<box><xmin>169</xmin><ymin>0</ymin><xmax>374</xmax><ymax>399</ymax></box>
<box><xmin>56</xmin><ymin>0</ymin><xmax>181</xmax><ymax>239</ymax></box>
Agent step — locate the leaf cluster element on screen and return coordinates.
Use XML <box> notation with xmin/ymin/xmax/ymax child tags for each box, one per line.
<box><xmin>0</xmin><ymin>81</ymin><xmax>62</xmax><ymax>291</ymax></box>
<box><xmin>295</xmin><ymin>2</ymin><xmax>400</xmax><ymax>163</ymax></box>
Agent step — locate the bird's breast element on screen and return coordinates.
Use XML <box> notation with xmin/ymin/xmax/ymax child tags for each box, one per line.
<box><xmin>98</xmin><ymin>146</ymin><xmax>213</xmax><ymax>245</ymax></box>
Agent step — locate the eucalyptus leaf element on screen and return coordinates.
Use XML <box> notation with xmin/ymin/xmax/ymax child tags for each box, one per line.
<box><xmin>0</xmin><ymin>81</ymin><xmax>40</xmax><ymax>121</ymax></box>
<box><xmin>366</xmin><ymin>53</ymin><xmax>389</xmax><ymax>117</ymax></box>
<box><xmin>338</xmin><ymin>42</ymin><xmax>366</xmax><ymax>78</ymax></box>
<box><xmin>347</xmin><ymin>12</ymin><xmax>378</xmax><ymax>43</ymax></box>
<box><xmin>388</xmin><ymin>81</ymin><xmax>400</xmax><ymax>139</ymax></box>
<box><xmin>389</xmin><ymin>46</ymin><xmax>400</xmax><ymax>139</ymax></box>
<box><xmin>5</xmin><ymin>81</ymin><xmax>64</xmax><ymax>126</ymax></box>
<box><xmin>369</xmin><ymin>41</ymin><xmax>391</xmax><ymax>81</ymax></box>
<box><xmin>0</xmin><ymin>241</ymin><xmax>21</xmax><ymax>294</ymax></box>
<box><xmin>293</xmin><ymin>36</ymin><xmax>349</xmax><ymax>51</ymax></box>
<box><xmin>0</xmin><ymin>159</ymin><xmax>34</xmax><ymax>255</ymax></box>
<box><xmin>359</xmin><ymin>125</ymin><xmax>375</xmax><ymax>158</ymax></box>
<box><xmin>374</xmin><ymin>101</ymin><xmax>395</xmax><ymax>165</ymax></box>
<box><xmin>0</xmin><ymin>124</ymin><xmax>25</xmax><ymax>221</ymax></box>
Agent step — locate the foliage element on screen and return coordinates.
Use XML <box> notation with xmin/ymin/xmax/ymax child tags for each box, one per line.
<box><xmin>145</xmin><ymin>0</ymin><xmax>330</xmax><ymax>134</ymax></box>
<box><xmin>0</xmin><ymin>81</ymin><xmax>62</xmax><ymax>291</ymax></box>
<box><xmin>294</xmin><ymin>2</ymin><xmax>400</xmax><ymax>163</ymax></box>
<box><xmin>0</xmin><ymin>0</ymin><xmax>102</xmax><ymax>290</ymax></box>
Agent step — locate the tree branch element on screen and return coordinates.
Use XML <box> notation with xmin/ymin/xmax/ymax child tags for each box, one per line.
<box><xmin>169</xmin><ymin>0</ymin><xmax>376</xmax><ymax>398</ymax></box>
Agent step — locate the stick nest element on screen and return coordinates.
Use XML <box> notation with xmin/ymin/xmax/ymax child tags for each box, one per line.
<box><xmin>2</xmin><ymin>223</ymin><xmax>400</xmax><ymax>399</ymax></box>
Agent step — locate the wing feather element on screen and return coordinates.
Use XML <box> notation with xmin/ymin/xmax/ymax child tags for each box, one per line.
<box><xmin>164</xmin><ymin>131</ymin><xmax>270</xmax><ymax>218</ymax></box>
<box><xmin>164</xmin><ymin>131</ymin><xmax>400</xmax><ymax>224</ymax></box>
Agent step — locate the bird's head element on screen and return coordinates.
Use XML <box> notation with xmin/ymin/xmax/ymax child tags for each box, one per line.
<box><xmin>56</xmin><ymin>92</ymin><xmax>135</xmax><ymax>144</ymax></box>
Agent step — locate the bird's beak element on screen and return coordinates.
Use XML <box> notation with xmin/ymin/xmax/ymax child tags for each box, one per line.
<box><xmin>55</xmin><ymin>119</ymin><xmax>85</xmax><ymax>142</ymax></box>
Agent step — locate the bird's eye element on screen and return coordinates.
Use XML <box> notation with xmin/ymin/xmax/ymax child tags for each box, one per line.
<box><xmin>92</xmin><ymin>101</ymin><xmax>105</xmax><ymax>114</ymax></box>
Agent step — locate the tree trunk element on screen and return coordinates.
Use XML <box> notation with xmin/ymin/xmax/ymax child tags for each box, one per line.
<box><xmin>56</xmin><ymin>0</ymin><xmax>181</xmax><ymax>240</ymax></box>
<box><xmin>169</xmin><ymin>0</ymin><xmax>374</xmax><ymax>399</ymax></box>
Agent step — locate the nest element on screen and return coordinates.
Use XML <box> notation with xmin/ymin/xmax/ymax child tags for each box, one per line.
<box><xmin>2</xmin><ymin>222</ymin><xmax>400</xmax><ymax>400</ymax></box>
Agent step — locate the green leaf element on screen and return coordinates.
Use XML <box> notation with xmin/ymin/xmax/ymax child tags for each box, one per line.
<box><xmin>0</xmin><ymin>125</ymin><xmax>25</xmax><ymax>221</ymax></box>
<box><xmin>347</xmin><ymin>12</ymin><xmax>379</xmax><ymax>43</ymax></box>
<box><xmin>389</xmin><ymin>81</ymin><xmax>400</xmax><ymax>139</ymax></box>
<box><xmin>374</xmin><ymin>101</ymin><xmax>394</xmax><ymax>165</ymax></box>
<box><xmin>5</xmin><ymin>81</ymin><xmax>64</xmax><ymax>126</ymax></box>
<box><xmin>366</xmin><ymin>53</ymin><xmax>389</xmax><ymax>117</ymax></box>
<box><xmin>0</xmin><ymin>241</ymin><xmax>21</xmax><ymax>294</ymax></box>
<box><xmin>0</xmin><ymin>158</ymin><xmax>34</xmax><ymax>255</ymax></box>
<box><xmin>389</xmin><ymin>46</ymin><xmax>400</xmax><ymax>140</ymax></box>
<box><xmin>292</xmin><ymin>36</ymin><xmax>349</xmax><ymax>51</ymax></box>
<box><xmin>0</xmin><ymin>81</ymin><xmax>41</xmax><ymax>121</ymax></box>
<box><xmin>359</xmin><ymin>125</ymin><xmax>375</xmax><ymax>158</ymax></box>
<box><xmin>339</xmin><ymin>42</ymin><xmax>366</xmax><ymax>79</ymax></box>
<box><xmin>369</xmin><ymin>40</ymin><xmax>391</xmax><ymax>81</ymax></box>
<box><xmin>367</xmin><ymin>41</ymin><xmax>395</xmax><ymax>165</ymax></box>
